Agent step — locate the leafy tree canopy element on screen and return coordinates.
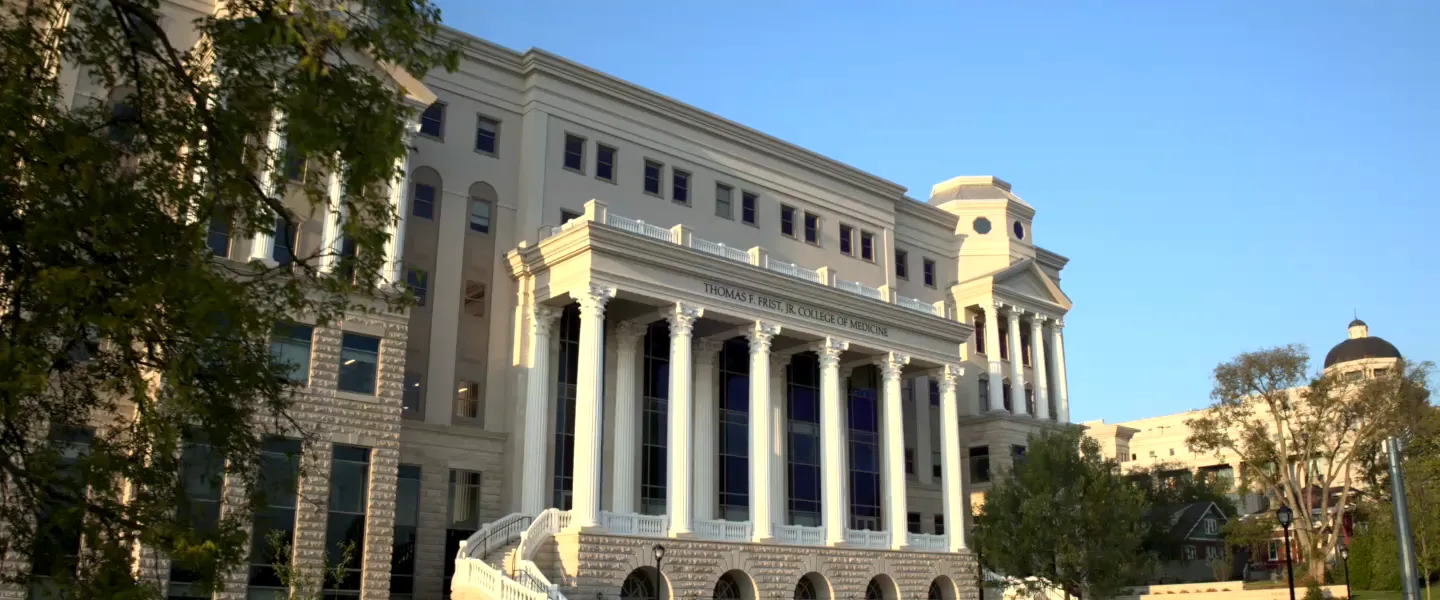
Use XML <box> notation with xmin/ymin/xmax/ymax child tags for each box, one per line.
<box><xmin>0</xmin><ymin>0</ymin><xmax>457</xmax><ymax>597</ymax></box>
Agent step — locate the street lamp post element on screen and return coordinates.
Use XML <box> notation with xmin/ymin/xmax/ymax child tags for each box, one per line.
<box><xmin>653</xmin><ymin>544</ymin><xmax>666</xmax><ymax>600</ymax></box>
<box><xmin>1277</xmin><ymin>506</ymin><xmax>1296</xmax><ymax>600</ymax></box>
<box><xmin>1339</xmin><ymin>545</ymin><xmax>1352</xmax><ymax>600</ymax></box>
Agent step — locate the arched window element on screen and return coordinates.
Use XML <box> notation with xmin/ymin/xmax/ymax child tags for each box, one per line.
<box><xmin>865</xmin><ymin>579</ymin><xmax>884</xmax><ymax>600</ymax></box>
<box><xmin>620</xmin><ymin>569</ymin><xmax>656</xmax><ymax>600</ymax></box>
<box><xmin>929</xmin><ymin>580</ymin><xmax>942</xmax><ymax>600</ymax></box>
<box><xmin>794</xmin><ymin>577</ymin><xmax>818</xmax><ymax>600</ymax></box>
<box><xmin>714</xmin><ymin>572</ymin><xmax>744</xmax><ymax>600</ymax></box>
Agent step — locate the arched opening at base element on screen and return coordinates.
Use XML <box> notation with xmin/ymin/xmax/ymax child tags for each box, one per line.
<box><xmin>865</xmin><ymin>574</ymin><xmax>899</xmax><ymax>600</ymax></box>
<box><xmin>713</xmin><ymin>569</ymin><xmax>758</xmax><ymax>600</ymax></box>
<box><xmin>620</xmin><ymin>566</ymin><xmax>669</xmax><ymax>600</ymax></box>
<box><xmin>928</xmin><ymin>576</ymin><xmax>959</xmax><ymax>600</ymax></box>
<box><xmin>794</xmin><ymin>572</ymin><xmax>834</xmax><ymax>600</ymax></box>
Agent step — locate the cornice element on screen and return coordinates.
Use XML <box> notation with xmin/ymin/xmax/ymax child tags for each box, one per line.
<box><xmin>513</xmin><ymin>224</ymin><xmax>973</xmax><ymax>356</ymax></box>
<box><xmin>1035</xmin><ymin>246</ymin><xmax>1070</xmax><ymax>271</ymax></box>
<box><xmin>896</xmin><ymin>196</ymin><xmax>961</xmax><ymax>230</ymax></box>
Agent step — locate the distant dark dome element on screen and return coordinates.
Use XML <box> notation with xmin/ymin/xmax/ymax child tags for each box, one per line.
<box><xmin>1348</xmin><ymin>318</ymin><xmax>1367</xmax><ymax>328</ymax></box>
<box><xmin>1324</xmin><ymin>336</ymin><xmax>1401</xmax><ymax>368</ymax></box>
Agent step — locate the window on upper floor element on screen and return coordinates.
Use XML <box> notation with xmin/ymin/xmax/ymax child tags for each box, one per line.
<box><xmin>803</xmin><ymin>212</ymin><xmax>820</xmax><ymax>245</ymax></box>
<box><xmin>1205</xmin><ymin>518</ymin><xmax>1219</xmax><ymax>534</ymax></box>
<box><xmin>907</xmin><ymin>512</ymin><xmax>922</xmax><ymax>534</ymax></box>
<box><xmin>402</xmin><ymin>371</ymin><xmax>422</xmax><ymax>418</ymax></box>
<box><xmin>207</xmin><ymin>215</ymin><xmax>232</xmax><ymax>259</ymax></box>
<box><xmin>464</xmin><ymin>281</ymin><xmax>487</xmax><ymax>317</ymax></box>
<box><xmin>923</xmin><ymin>258</ymin><xmax>936</xmax><ymax>287</ymax></box>
<box><xmin>904</xmin><ymin>448</ymin><xmax>914</xmax><ymax>474</ymax></box>
<box><xmin>455</xmin><ymin>380</ymin><xmax>480</xmax><ymax>421</ymax></box>
<box><xmin>979</xmin><ymin>377</ymin><xmax>990</xmax><ymax>411</ymax></box>
<box><xmin>561</xmin><ymin>209</ymin><xmax>581</xmax><ymax>223</ymax></box>
<box><xmin>780</xmin><ymin>205</ymin><xmax>797</xmax><ymax>238</ymax></box>
<box><xmin>672</xmin><ymin>169</ymin><xmax>690</xmax><ymax>204</ymax></box>
<box><xmin>270</xmin><ymin>322</ymin><xmax>313</xmax><ymax>385</ymax></box>
<box><xmin>644</xmin><ymin>160</ymin><xmax>663</xmax><ymax>196</ymax></box>
<box><xmin>895</xmin><ymin>249</ymin><xmax>908</xmax><ymax>279</ymax></box>
<box><xmin>474</xmin><ymin>115</ymin><xmax>499</xmax><ymax>155</ymax></box>
<box><xmin>1020</xmin><ymin>327</ymin><xmax>1032</xmax><ymax>366</ymax></box>
<box><xmin>715</xmin><ymin>183</ymin><xmax>734</xmax><ymax>219</ymax></box>
<box><xmin>741</xmin><ymin>191</ymin><xmax>758</xmax><ymax>225</ymax></box>
<box><xmin>860</xmin><ymin>230</ymin><xmax>875</xmax><ymax>262</ymax></box>
<box><xmin>563</xmin><ymin>134</ymin><xmax>585</xmax><ymax>172</ymax></box>
<box><xmin>974</xmin><ymin>314</ymin><xmax>986</xmax><ymax>354</ymax></box>
<box><xmin>934</xmin><ymin>515</ymin><xmax>944</xmax><ymax>536</ymax></box>
<box><xmin>969</xmin><ymin>446</ymin><xmax>991</xmax><ymax>483</ymax></box>
<box><xmin>839</xmin><ymin>224</ymin><xmax>853</xmax><ymax>256</ymax></box>
<box><xmin>469</xmin><ymin>198</ymin><xmax>492</xmax><ymax>233</ymax></box>
<box><xmin>405</xmin><ymin>267</ymin><xmax>427</xmax><ymax>307</ymax></box>
<box><xmin>412</xmin><ymin>182</ymin><xmax>436</xmax><ymax>220</ymax></box>
<box><xmin>595</xmin><ymin>144</ymin><xmax>616</xmax><ymax>182</ymax></box>
<box><xmin>338</xmin><ymin>333</ymin><xmax>380</xmax><ymax>395</ymax></box>
<box><xmin>419</xmin><ymin>103</ymin><xmax>444</xmax><ymax>139</ymax></box>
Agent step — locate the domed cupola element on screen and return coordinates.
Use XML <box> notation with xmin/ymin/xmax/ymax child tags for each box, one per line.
<box><xmin>1323</xmin><ymin>319</ymin><xmax>1402</xmax><ymax>368</ymax></box>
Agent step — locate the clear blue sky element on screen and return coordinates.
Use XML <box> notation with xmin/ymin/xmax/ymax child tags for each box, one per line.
<box><xmin>441</xmin><ymin>1</ymin><xmax>1440</xmax><ymax>423</ymax></box>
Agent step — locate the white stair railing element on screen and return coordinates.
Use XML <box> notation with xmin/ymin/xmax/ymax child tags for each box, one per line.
<box><xmin>454</xmin><ymin>513</ymin><xmax>547</xmax><ymax>600</ymax></box>
<box><xmin>511</xmin><ymin>509</ymin><xmax>570</xmax><ymax>600</ymax></box>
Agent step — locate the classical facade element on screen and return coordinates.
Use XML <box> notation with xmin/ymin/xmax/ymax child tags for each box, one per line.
<box><xmin>30</xmin><ymin>4</ymin><xmax>1082</xmax><ymax>600</ymax></box>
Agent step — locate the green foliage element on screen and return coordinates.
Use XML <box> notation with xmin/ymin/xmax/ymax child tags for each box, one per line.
<box><xmin>1186</xmin><ymin>345</ymin><xmax>1433</xmax><ymax>585</ymax></box>
<box><xmin>976</xmin><ymin>428</ymin><xmax>1152</xmax><ymax>598</ymax></box>
<box><xmin>0</xmin><ymin>0</ymin><xmax>457</xmax><ymax>598</ymax></box>
<box><xmin>1127</xmin><ymin>461</ymin><xmax>1238</xmax><ymax>516</ymax></box>
<box><xmin>1347</xmin><ymin>504</ymin><xmax>1402</xmax><ymax>591</ymax></box>
<box><xmin>1304</xmin><ymin>580</ymin><xmax>1324</xmax><ymax>600</ymax></box>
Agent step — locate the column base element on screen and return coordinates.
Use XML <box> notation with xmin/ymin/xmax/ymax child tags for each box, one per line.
<box><xmin>890</xmin><ymin>543</ymin><xmax>910</xmax><ymax>552</ymax></box>
<box><xmin>825</xmin><ymin>540</ymin><xmax>849</xmax><ymax>548</ymax></box>
<box><xmin>668</xmin><ymin>530</ymin><xmax>696</xmax><ymax>539</ymax></box>
<box><xmin>751</xmin><ymin>535</ymin><xmax>774</xmax><ymax>544</ymax></box>
<box><xmin>565</xmin><ymin>523</ymin><xmax>608</xmax><ymax>534</ymax></box>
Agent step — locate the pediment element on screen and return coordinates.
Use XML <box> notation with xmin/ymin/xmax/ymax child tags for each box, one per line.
<box><xmin>993</xmin><ymin>259</ymin><xmax>1072</xmax><ymax>311</ymax></box>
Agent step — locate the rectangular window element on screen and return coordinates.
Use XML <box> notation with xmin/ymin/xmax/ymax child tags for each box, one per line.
<box><xmin>247</xmin><ymin>437</ymin><xmax>301</xmax><ymax>599</ymax></box>
<box><xmin>405</xmin><ymin>267</ymin><xmax>427</xmax><ymax>307</ymax></box>
<box><xmin>741</xmin><ymin>191</ymin><xmax>758</xmax><ymax>225</ymax></box>
<box><xmin>1183</xmin><ymin>545</ymin><xmax>1197</xmax><ymax>560</ymax></box>
<box><xmin>839</xmin><ymin>224</ymin><xmax>853</xmax><ymax>256</ymax></box>
<box><xmin>338</xmin><ymin>333</ymin><xmax>380</xmax><ymax>395</ymax></box>
<box><xmin>412</xmin><ymin>183</ymin><xmax>436</xmax><ymax>220</ymax></box>
<box><xmin>207</xmin><ymin>215</ymin><xmax>231</xmax><ymax>258</ymax></box>
<box><xmin>445</xmin><ymin>470</ymin><xmax>482</xmax><ymax>597</ymax></box>
<box><xmin>934</xmin><ymin>515</ymin><xmax>945</xmax><ymax>536</ymax></box>
<box><xmin>339</xmin><ymin>235</ymin><xmax>358</xmax><ymax>285</ymax></box>
<box><xmin>474</xmin><ymin>116</ymin><xmax>499</xmax><ymax>155</ymax></box>
<box><xmin>392</xmin><ymin>465</ymin><xmax>422</xmax><ymax>600</ymax></box>
<box><xmin>1267</xmin><ymin>541</ymin><xmax>1280</xmax><ymax>562</ymax></box>
<box><xmin>923</xmin><ymin>258</ymin><xmax>937</xmax><ymax>287</ymax></box>
<box><xmin>641</xmin><ymin>322</ymin><xmax>670</xmax><ymax>515</ymax></box>
<box><xmin>561</xmin><ymin>209</ymin><xmax>581</xmax><ymax>224</ymax></box>
<box><xmin>974</xmin><ymin>315</ymin><xmax>987</xmax><ymax>355</ymax></box>
<box><xmin>715</xmin><ymin>184</ymin><xmax>733</xmax><ymax>219</ymax></box>
<box><xmin>270</xmin><ymin>322</ymin><xmax>314</xmax><ymax>385</ymax></box>
<box><xmin>1012</xmin><ymin>444</ymin><xmax>1028</xmax><ymax>467</ymax></box>
<box><xmin>595</xmin><ymin>143</ymin><xmax>616</xmax><ymax>182</ymax></box>
<box><xmin>860</xmin><ymin>230</ymin><xmax>875</xmax><ymax>262</ymax></box>
<box><xmin>419</xmin><ymin>102</ymin><xmax>444</xmax><ymax>138</ymax></box>
<box><xmin>1205</xmin><ymin>518</ymin><xmax>1219</xmax><ymax>534</ymax></box>
<box><xmin>904</xmin><ymin>448</ymin><xmax>915</xmax><ymax>474</ymax></box>
<box><xmin>402</xmin><ymin>371</ymin><xmax>422</xmax><ymax>418</ymax></box>
<box><xmin>780</xmin><ymin>205</ymin><xmax>796</xmax><ymax>238</ymax></box>
<box><xmin>169</xmin><ymin>433</ymin><xmax>225</xmax><ymax>598</ymax></box>
<box><xmin>804</xmin><ymin>212</ymin><xmax>820</xmax><ymax>245</ymax></box>
<box><xmin>272</xmin><ymin>216</ymin><xmax>298</xmax><ymax>266</ymax></box>
<box><xmin>932</xmin><ymin>451</ymin><xmax>942</xmax><ymax>479</ymax></box>
<box><xmin>1206</xmin><ymin>545</ymin><xmax>1220</xmax><ymax>560</ymax></box>
<box><xmin>469</xmin><ymin>199</ymin><xmax>492</xmax><ymax>233</ymax></box>
<box><xmin>847</xmin><ymin>367</ymin><xmax>881</xmax><ymax>531</ymax></box>
<box><xmin>907</xmin><ymin>512</ymin><xmax>922</xmax><ymax>534</ymax></box>
<box><xmin>1020</xmin><ymin>327</ymin><xmax>1032</xmax><ymax>366</ymax></box>
<box><xmin>718</xmin><ymin>339</ymin><xmax>750</xmax><ymax>521</ymax></box>
<box><xmin>644</xmin><ymin>160</ymin><xmax>663</xmax><ymax>196</ymax></box>
<box><xmin>979</xmin><ymin>377</ymin><xmax>990</xmax><ymax>411</ymax></box>
<box><xmin>455</xmin><ymin>380</ymin><xmax>480</xmax><ymax>420</ymax></box>
<box><xmin>464</xmin><ymin>281</ymin><xmax>487</xmax><ymax>317</ymax></box>
<box><xmin>325</xmin><ymin>445</ymin><xmax>370</xmax><ymax>596</ymax></box>
<box><xmin>895</xmin><ymin>249</ymin><xmax>908</xmax><ymax>279</ymax></box>
<box><xmin>283</xmin><ymin>146</ymin><xmax>306</xmax><ymax>183</ymax></box>
<box><xmin>787</xmin><ymin>353</ymin><xmax>822</xmax><ymax>526</ymax></box>
<box><xmin>969</xmin><ymin>446</ymin><xmax>991</xmax><ymax>483</ymax></box>
<box><xmin>672</xmin><ymin>169</ymin><xmax>690</xmax><ymax>204</ymax></box>
<box><xmin>563</xmin><ymin>134</ymin><xmax>585</xmax><ymax>172</ymax></box>
<box><xmin>929</xmin><ymin>379</ymin><xmax>941</xmax><ymax>406</ymax></box>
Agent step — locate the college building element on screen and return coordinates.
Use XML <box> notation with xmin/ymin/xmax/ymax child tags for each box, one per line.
<box><xmin>31</xmin><ymin>4</ymin><xmax>1082</xmax><ymax>600</ymax></box>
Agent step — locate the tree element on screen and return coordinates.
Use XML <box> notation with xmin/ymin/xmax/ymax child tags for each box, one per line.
<box><xmin>0</xmin><ymin>0</ymin><xmax>457</xmax><ymax>598</ymax></box>
<box><xmin>1127</xmin><ymin>461</ymin><xmax>1238</xmax><ymax>572</ymax></box>
<box><xmin>1186</xmin><ymin>345</ymin><xmax>1432</xmax><ymax>585</ymax></box>
<box><xmin>975</xmin><ymin>428</ymin><xmax>1152</xmax><ymax>598</ymax></box>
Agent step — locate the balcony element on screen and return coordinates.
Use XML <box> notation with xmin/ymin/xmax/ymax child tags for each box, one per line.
<box><xmin>695</xmin><ymin>518</ymin><xmax>752</xmax><ymax>542</ymax></box>
<box><xmin>600</xmin><ymin>511</ymin><xmax>668</xmax><ymax>536</ymax></box>
<box><xmin>543</xmin><ymin>201</ymin><xmax>947</xmax><ymax>318</ymax></box>
<box><xmin>907</xmin><ymin>532</ymin><xmax>948</xmax><ymax>552</ymax></box>
<box><xmin>844</xmin><ymin>528</ymin><xmax>890</xmax><ymax>549</ymax></box>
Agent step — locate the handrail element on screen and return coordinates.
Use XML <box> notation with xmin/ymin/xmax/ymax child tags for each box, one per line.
<box><xmin>458</xmin><ymin>512</ymin><xmax>530</xmax><ymax>560</ymax></box>
<box><xmin>512</xmin><ymin>509</ymin><xmax>570</xmax><ymax>600</ymax></box>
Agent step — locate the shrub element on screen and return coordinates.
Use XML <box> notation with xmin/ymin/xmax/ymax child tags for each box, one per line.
<box><xmin>1206</xmin><ymin>589</ymin><xmax>1217</xmax><ymax>592</ymax></box>
<box><xmin>1303</xmin><ymin>581</ymin><xmax>1324</xmax><ymax>600</ymax></box>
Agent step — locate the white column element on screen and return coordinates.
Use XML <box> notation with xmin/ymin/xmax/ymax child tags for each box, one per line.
<box><xmin>1006</xmin><ymin>309</ymin><xmax>1027</xmax><ymax>416</ymax></box>
<box><xmin>983</xmin><ymin>303</ymin><xmax>1005</xmax><ymax>413</ymax></box>
<box><xmin>667</xmin><ymin>304</ymin><xmax>704</xmax><ymax>537</ymax></box>
<box><xmin>914</xmin><ymin>376</ymin><xmax>934</xmax><ymax>485</ymax></box>
<box><xmin>318</xmin><ymin>164</ymin><xmax>346</xmax><ymax>275</ymax></box>
<box><xmin>747</xmin><ymin>322</ymin><xmax>781</xmax><ymax>542</ymax></box>
<box><xmin>521</xmin><ymin>306</ymin><xmax>561</xmax><ymax>515</ymax></box>
<box><xmin>691</xmin><ymin>340</ymin><xmax>722</xmax><ymax>522</ymax></box>
<box><xmin>937</xmin><ymin>365</ymin><xmax>967</xmax><ymax>551</ymax></box>
<box><xmin>568</xmin><ymin>284</ymin><xmax>615</xmax><ymax>531</ymax></box>
<box><xmin>769</xmin><ymin>354</ymin><xmax>788</xmax><ymax>527</ymax></box>
<box><xmin>1050</xmin><ymin>322</ymin><xmax>1070</xmax><ymax>422</ymax></box>
<box><xmin>382</xmin><ymin>123</ymin><xmax>418</xmax><ymax>287</ymax></box>
<box><xmin>817</xmin><ymin>337</ymin><xmax>849</xmax><ymax>546</ymax></box>
<box><xmin>249</xmin><ymin>109</ymin><xmax>284</xmax><ymax>261</ymax></box>
<box><xmin>879</xmin><ymin>352</ymin><xmax>910</xmax><ymax>550</ymax></box>
<box><xmin>1030</xmin><ymin>316</ymin><xmax>1050</xmax><ymax>421</ymax></box>
<box><xmin>609</xmin><ymin>322</ymin><xmax>646</xmax><ymax>515</ymax></box>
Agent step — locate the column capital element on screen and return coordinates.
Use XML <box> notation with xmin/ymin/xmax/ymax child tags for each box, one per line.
<box><xmin>814</xmin><ymin>337</ymin><xmax>849</xmax><ymax>367</ymax></box>
<box><xmin>747</xmin><ymin>321</ymin><xmax>782</xmax><ymax>354</ymax></box>
<box><xmin>769</xmin><ymin>353</ymin><xmax>791</xmax><ymax>370</ymax></box>
<box><xmin>1005</xmin><ymin>310</ymin><xmax>1022</xmax><ymax>324</ymax></box>
<box><xmin>938</xmin><ymin>364</ymin><xmax>963</xmax><ymax>389</ymax></box>
<box><xmin>877</xmin><ymin>352</ymin><xmax>910</xmax><ymax>381</ymax></box>
<box><xmin>1031</xmin><ymin>314</ymin><xmax>1050</xmax><ymax>325</ymax></box>
<box><xmin>615</xmin><ymin>320</ymin><xmax>648</xmax><ymax>343</ymax></box>
<box><xmin>695</xmin><ymin>339</ymin><xmax>724</xmax><ymax>365</ymax></box>
<box><xmin>575</xmin><ymin>284</ymin><xmax>617</xmax><ymax>318</ymax></box>
<box><xmin>667</xmin><ymin>303</ymin><xmax>704</xmax><ymax>337</ymax></box>
<box><xmin>1052</xmin><ymin>319</ymin><xmax>1066</xmax><ymax>330</ymax></box>
<box><xmin>533</xmin><ymin>305</ymin><xmax>563</xmax><ymax>336</ymax></box>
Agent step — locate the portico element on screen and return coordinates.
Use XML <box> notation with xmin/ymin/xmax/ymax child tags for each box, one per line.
<box><xmin>506</xmin><ymin>201</ymin><xmax>974</xmax><ymax>552</ymax></box>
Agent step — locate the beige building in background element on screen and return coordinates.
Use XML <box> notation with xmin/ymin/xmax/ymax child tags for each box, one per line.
<box><xmin>27</xmin><ymin>4</ymin><xmax>1088</xmax><ymax>600</ymax></box>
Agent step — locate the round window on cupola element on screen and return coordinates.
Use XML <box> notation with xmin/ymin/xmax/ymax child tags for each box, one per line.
<box><xmin>972</xmin><ymin>217</ymin><xmax>992</xmax><ymax>234</ymax></box>
<box><xmin>1013</xmin><ymin>220</ymin><xmax>1025</xmax><ymax>239</ymax></box>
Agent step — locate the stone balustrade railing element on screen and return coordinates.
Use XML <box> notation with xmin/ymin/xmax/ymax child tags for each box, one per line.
<box><xmin>844</xmin><ymin>528</ymin><xmax>890</xmax><ymax>549</ymax></box>
<box><xmin>695</xmin><ymin>518</ymin><xmax>753</xmax><ymax>542</ymax></box>
<box><xmin>600</xmin><ymin>511</ymin><xmax>669</xmax><ymax>536</ymax></box>
<box><xmin>774</xmin><ymin>524</ymin><xmax>825</xmax><ymax>545</ymax></box>
<box><xmin>542</xmin><ymin>200</ymin><xmax>948</xmax><ymax>318</ymax></box>
<box><xmin>906</xmin><ymin>532</ymin><xmax>948</xmax><ymax>552</ymax></box>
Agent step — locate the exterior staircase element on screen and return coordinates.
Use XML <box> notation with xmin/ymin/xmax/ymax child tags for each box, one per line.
<box><xmin>451</xmin><ymin>510</ymin><xmax>572</xmax><ymax>600</ymax></box>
